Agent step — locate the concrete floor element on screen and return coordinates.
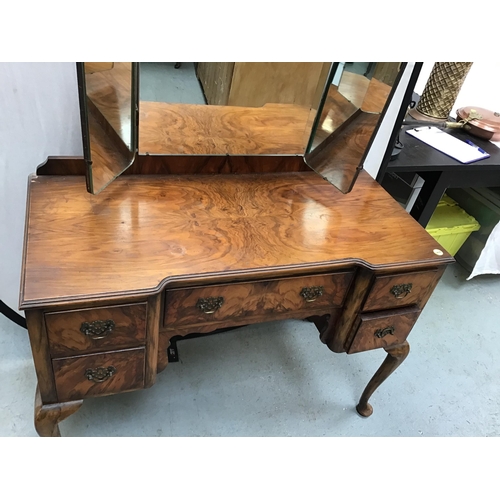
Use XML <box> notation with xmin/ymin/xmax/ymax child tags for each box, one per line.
<box><xmin>1</xmin><ymin>262</ymin><xmax>499</xmax><ymax>437</ymax></box>
<box><xmin>139</xmin><ymin>62</ymin><xmax>206</xmax><ymax>104</ymax></box>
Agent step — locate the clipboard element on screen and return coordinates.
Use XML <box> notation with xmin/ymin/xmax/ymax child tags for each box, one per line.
<box><xmin>406</xmin><ymin>126</ymin><xmax>490</xmax><ymax>164</ymax></box>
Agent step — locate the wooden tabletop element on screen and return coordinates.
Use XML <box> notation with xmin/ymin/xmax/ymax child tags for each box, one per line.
<box><xmin>20</xmin><ymin>171</ymin><xmax>452</xmax><ymax>308</ymax></box>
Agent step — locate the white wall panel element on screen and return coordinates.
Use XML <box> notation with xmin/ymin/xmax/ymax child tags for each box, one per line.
<box><xmin>0</xmin><ymin>63</ymin><xmax>82</xmax><ymax>313</ymax></box>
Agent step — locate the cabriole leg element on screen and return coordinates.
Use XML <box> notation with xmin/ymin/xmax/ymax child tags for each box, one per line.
<box><xmin>34</xmin><ymin>385</ymin><xmax>83</xmax><ymax>437</ymax></box>
<box><xmin>356</xmin><ymin>341</ymin><xmax>410</xmax><ymax>417</ymax></box>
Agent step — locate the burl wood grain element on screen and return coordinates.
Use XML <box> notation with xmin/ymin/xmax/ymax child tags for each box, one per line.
<box><xmin>139</xmin><ymin>101</ymin><xmax>311</xmax><ymax>155</ymax></box>
<box><xmin>37</xmin><ymin>154</ymin><xmax>309</xmax><ymax>177</ymax></box>
<box><xmin>326</xmin><ymin>267</ymin><xmax>373</xmax><ymax>353</ymax></box>
<box><xmin>127</xmin><ymin>154</ymin><xmax>309</xmax><ymax>175</ymax></box>
<box><xmin>347</xmin><ymin>306</ymin><xmax>420</xmax><ymax>354</ymax></box>
<box><xmin>362</xmin><ymin>269</ymin><xmax>439</xmax><ymax>312</ymax></box>
<box><xmin>356</xmin><ymin>341</ymin><xmax>410</xmax><ymax>417</ymax></box>
<box><xmin>34</xmin><ymin>385</ymin><xmax>83</xmax><ymax>437</ymax></box>
<box><xmin>20</xmin><ymin>171</ymin><xmax>452</xmax><ymax>309</ymax></box>
<box><xmin>45</xmin><ymin>303</ymin><xmax>147</xmax><ymax>357</ymax></box>
<box><xmin>52</xmin><ymin>347</ymin><xmax>145</xmax><ymax>402</ymax></box>
<box><xmin>164</xmin><ymin>273</ymin><xmax>353</xmax><ymax>330</ymax></box>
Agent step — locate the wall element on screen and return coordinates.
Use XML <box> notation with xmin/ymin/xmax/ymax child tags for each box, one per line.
<box><xmin>0</xmin><ymin>63</ymin><xmax>82</xmax><ymax>313</ymax></box>
<box><xmin>415</xmin><ymin>62</ymin><xmax>500</xmax><ymax>147</ymax></box>
<box><xmin>415</xmin><ymin>62</ymin><xmax>500</xmax><ymax>121</ymax></box>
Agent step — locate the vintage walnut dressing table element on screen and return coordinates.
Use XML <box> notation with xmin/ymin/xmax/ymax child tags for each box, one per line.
<box><xmin>20</xmin><ymin>62</ymin><xmax>453</xmax><ymax>436</ymax></box>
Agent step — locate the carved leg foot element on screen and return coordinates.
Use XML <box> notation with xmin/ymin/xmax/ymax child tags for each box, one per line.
<box><xmin>34</xmin><ymin>385</ymin><xmax>83</xmax><ymax>437</ymax></box>
<box><xmin>356</xmin><ymin>341</ymin><xmax>410</xmax><ymax>418</ymax></box>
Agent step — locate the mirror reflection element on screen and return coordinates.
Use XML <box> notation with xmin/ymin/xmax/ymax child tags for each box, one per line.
<box><xmin>305</xmin><ymin>62</ymin><xmax>402</xmax><ymax>193</ymax></box>
<box><xmin>79</xmin><ymin>62</ymin><xmax>138</xmax><ymax>194</ymax></box>
<box><xmin>138</xmin><ymin>62</ymin><xmax>331</xmax><ymax>155</ymax></box>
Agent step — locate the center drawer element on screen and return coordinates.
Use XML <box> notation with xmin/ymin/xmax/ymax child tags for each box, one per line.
<box><xmin>164</xmin><ymin>272</ymin><xmax>354</xmax><ymax>329</ymax></box>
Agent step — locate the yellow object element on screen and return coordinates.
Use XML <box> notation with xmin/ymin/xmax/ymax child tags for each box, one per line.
<box><xmin>425</xmin><ymin>194</ymin><xmax>481</xmax><ymax>256</ymax></box>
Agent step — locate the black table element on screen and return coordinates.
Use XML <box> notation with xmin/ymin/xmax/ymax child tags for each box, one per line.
<box><xmin>382</xmin><ymin>126</ymin><xmax>500</xmax><ymax>227</ymax></box>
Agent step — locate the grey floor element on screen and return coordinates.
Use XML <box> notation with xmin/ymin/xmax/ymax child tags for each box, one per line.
<box><xmin>139</xmin><ymin>62</ymin><xmax>206</xmax><ymax>104</ymax></box>
<box><xmin>1</xmin><ymin>262</ymin><xmax>499</xmax><ymax>437</ymax></box>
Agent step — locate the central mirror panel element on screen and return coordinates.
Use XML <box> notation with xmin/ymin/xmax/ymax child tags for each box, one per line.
<box><xmin>305</xmin><ymin>62</ymin><xmax>404</xmax><ymax>193</ymax></box>
<box><xmin>138</xmin><ymin>62</ymin><xmax>331</xmax><ymax>155</ymax></box>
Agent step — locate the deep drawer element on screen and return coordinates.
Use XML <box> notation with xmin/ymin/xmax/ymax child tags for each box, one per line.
<box><xmin>164</xmin><ymin>272</ymin><xmax>354</xmax><ymax>329</ymax></box>
<box><xmin>45</xmin><ymin>303</ymin><xmax>147</xmax><ymax>356</ymax></box>
<box><xmin>53</xmin><ymin>347</ymin><xmax>145</xmax><ymax>402</ymax></box>
<box><xmin>347</xmin><ymin>306</ymin><xmax>420</xmax><ymax>354</ymax></box>
<box><xmin>362</xmin><ymin>269</ymin><xmax>439</xmax><ymax>312</ymax></box>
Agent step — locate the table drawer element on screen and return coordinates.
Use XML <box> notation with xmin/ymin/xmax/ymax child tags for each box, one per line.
<box><xmin>362</xmin><ymin>269</ymin><xmax>439</xmax><ymax>312</ymax></box>
<box><xmin>347</xmin><ymin>306</ymin><xmax>420</xmax><ymax>354</ymax></box>
<box><xmin>164</xmin><ymin>272</ymin><xmax>354</xmax><ymax>329</ymax></box>
<box><xmin>53</xmin><ymin>347</ymin><xmax>145</xmax><ymax>402</ymax></box>
<box><xmin>45</xmin><ymin>303</ymin><xmax>147</xmax><ymax>357</ymax></box>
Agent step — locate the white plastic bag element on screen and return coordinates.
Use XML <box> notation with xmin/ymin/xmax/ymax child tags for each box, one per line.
<box><xmin>468</xmin><ymin>221</ymin><xmax>500</xmax><ymax>279</ymax></box>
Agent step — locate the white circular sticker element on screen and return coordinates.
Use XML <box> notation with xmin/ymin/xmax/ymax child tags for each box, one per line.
<box><xmin>433</xmin><ymin>249</ymin><xmax>444</xmax><ymax>256</ymax></box>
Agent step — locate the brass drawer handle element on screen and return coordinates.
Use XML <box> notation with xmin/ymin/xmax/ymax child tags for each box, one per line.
<box><xmin>300</xmin><ymin>286</ymin><xmax>324</xmax><ymax>302</ymax></box>
<box><xmin>390</xmin><ymin>283</ymin><xmax>412</xmax><ymax>299</ymax></box>
<box><xmin>197</xmin><ymin>297</ymin><xmax>224</xmax><ymax>314</ymax></box>
<box><xmin>374</xmin><ymin>326</ymin><xmax>395</xmax><ymax>339</ymax></box>
<box><xmin>80</xmin><ymin>319</ymin><xmax>115</xmax><ymax>339</ymax></box>
<box><xmin>85</xmin><ymin>366</ymin><xmax>116</xmax><ymax>383</ymax></box>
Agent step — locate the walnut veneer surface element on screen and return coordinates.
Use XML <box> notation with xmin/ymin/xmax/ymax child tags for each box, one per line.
<box><xmin>139</xmin><ymin>101</ymin><xmax>311</xmax><ymax>155</ymax></box>
<box><xmin>20</xmin><ymin>171</ymin><xmax>451</xmax><ymax>309</ymax></box>
<box><xmin>22</xmin><ymin>165</ymin><xmax>454</xmax><ymax>436</ymax></box>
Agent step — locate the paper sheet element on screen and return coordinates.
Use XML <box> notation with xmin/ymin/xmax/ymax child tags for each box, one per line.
<box><xmin>406</xmin><ymin>126</ymin><xmax>490</xmax><ymax>164</ymax></box>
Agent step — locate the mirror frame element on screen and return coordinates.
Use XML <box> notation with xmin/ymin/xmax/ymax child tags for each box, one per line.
<box><xmin>304</xmin><ymin>62</ymin><xmax>409</xmax><ymax>193</ymax></box>
<box><xmin>76</xmin><ymin>62</ymin><xmax>139</xmax><ymax>194</ymax></box>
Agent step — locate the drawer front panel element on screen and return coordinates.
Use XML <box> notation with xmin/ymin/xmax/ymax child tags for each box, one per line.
<box><xmin>347</xmin><ymin>307</ymin><xmax>420</xmax><ymax>354</ymax></box>
<box><xmin>45</xmin><ymin>303</ymin><xmax>147</xmax><ymax>356</ymax></box>
<box><xmin>362</xmin><ymin>270</ymin><xmax>439</xmax><ymax>312</ymax></box>
<box><xmin>53</xmin><ymin>348</ymin><xmax>145</xmax><ymax>402</ymax></box>
<box><xmin>164</xmin><ymin>272</ymin><xmax>353</xmax><ymax>329</ymax></box>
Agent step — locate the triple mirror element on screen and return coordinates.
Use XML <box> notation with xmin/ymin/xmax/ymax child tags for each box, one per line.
<box><xmin>78</xmin><ymin>62</ymin><xmax>405</xmax><ymax>194</ymax></box>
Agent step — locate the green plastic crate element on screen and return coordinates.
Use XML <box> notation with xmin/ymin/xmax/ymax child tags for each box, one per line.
<box><xmin>425</xmin><ymin>194</ymin><xmax>481</xmax><ymax>256</ymax></box>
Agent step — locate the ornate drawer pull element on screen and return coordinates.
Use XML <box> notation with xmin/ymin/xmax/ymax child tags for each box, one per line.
<box><xmin>300</xmin><ymin>286</ymin><xmax>324</xmax><ymax>303</ymax></box>
<box><xmin>85</xmin><ymin>366</ymin><xmax>116</xmax><ymax>383</ymax></box>
<box><xmin>197</xmin><ymin>297</ymin><xmax>224</xmax><ymax>314</ymax></box>
<box><xmin>374</xmin><ymin>326</ymin><xmax>395</xmax><ymax>339</ymax></box>
<box><xmin>390</xmin><ymin>283</ymin><xmax>412</xmax><ymax>299</ymax></box>
<box><xmin>80</xmin><ymin>319</ymin><xmax>115</xmax><ymax>339</ymax></box>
